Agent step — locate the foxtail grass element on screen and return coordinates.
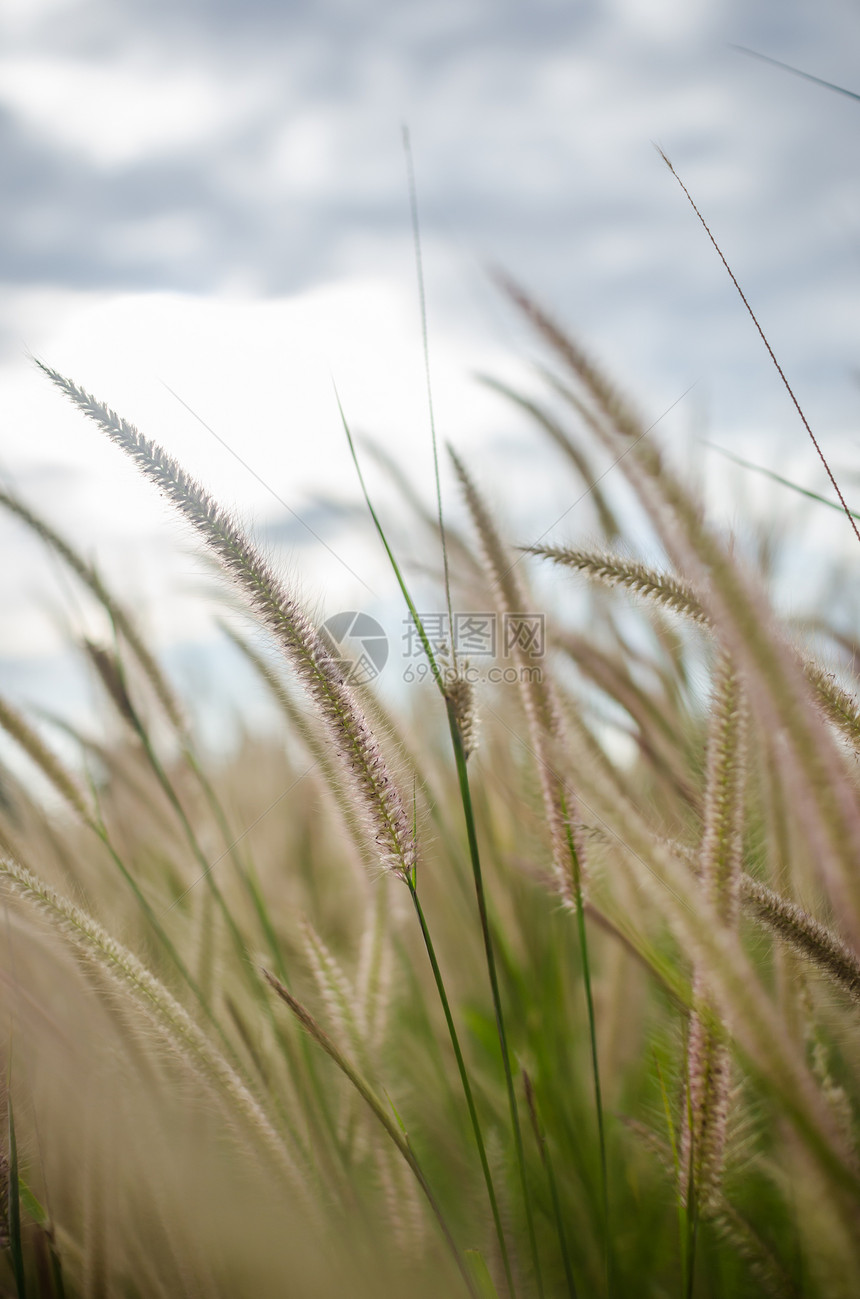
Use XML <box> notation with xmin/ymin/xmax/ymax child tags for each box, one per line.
<box><xmin>263</xmin><ymin>969</ymin><xmax>481</xmax><ymax>1299</ymax></box>
<box><xmin>680</xmin><ymin>654</ymin><xmax>747</xmax><ymax>1291</ymax></box>
<box><xmin>501</xmin><ymin>278</ymin><xmax>860</xmax><ymax>956</ymax></box>
<box><xmin>0</xmin><ymin>486</ymin><xmax>187</xmax><ymax>735</ymax></box>
<box><xmin>337</xmin><ymin>393</ymin><xmax>523</xmax><ymax>1297</ymax></box>
<box><xmin>37</xmin><ymin>363</ymin><xmax>417</xmax><ymax>885</ymax></box>
<box><xmin>449</xmin><ymin>446</ymin><xmax>610</xmax><ymax>1290</ymax></box>
<box><xmin>0</xmin><ymin>856</ymin><xmax>295</xmax><ymax>1185</ymax></box>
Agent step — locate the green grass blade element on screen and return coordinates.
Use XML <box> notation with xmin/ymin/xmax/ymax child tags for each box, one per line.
<box><xmin>264</xmin><ymin>971</ymin><xmax>479</xmax><ymax>1299</ymax></box>
<box><xmin>705</xmin><ymin>441</ymin><xmax>860</xmax><ymax>521</ymax></box>
<box><xmin>338</xmin><ymin>396</ymin><xmax>530</xmax><ymax>1293</ymax></box>
<box><xmin>466</xmin><ymin>1249</ymin><xmax>503</xmax><ymax>1298</ymax></box>
<box><xmin>563</xmin><ymin>811</ymin><xmax>609</xmax><ymax>1294</ymax></box>
<box><xmin>335</xmin><ymin>388</ymin><xmax>445</xmax><ymax>690</ymax></box>
<box><xmin>730</xmin><ymin>45</ymin><xmax>860</xmax><ymax>103</ymax></box>
<box><xmin>7</xmin><ymin>1092</ymin><xmax>27</xmax><ymax>1299</ymax></box>
<box><xmin>408</xmin><ymin>881</ymin><xmax>516</xmax><ymax>1298</ymax></box>
<box><xmin>402</xmin><ymin>126</ymin><xmax>457</xmax><ymax>653</ymax></box>
<box><xmin>445</xmin><ymin>697</ymin><xmax>544</xmax><ymax>1298</ymax></box>
<box><xmin>15</xmin><ymin>1183</ymin><xmax>66</xmax><ymax>1299</ymax></box>
<box><xmin>523</xmin><ymin>1071</ymin><xmax>578</xmax><ymax>1299</ymax></box>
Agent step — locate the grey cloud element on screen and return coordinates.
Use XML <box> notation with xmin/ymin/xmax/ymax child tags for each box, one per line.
<box><xmin>1</xmin><ymin>0</ymin><xmax>859</xmax><ymax>441</ymax></box>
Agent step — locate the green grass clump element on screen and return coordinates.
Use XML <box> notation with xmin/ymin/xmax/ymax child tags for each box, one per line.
<box><xmin>0</xmin><ymin>275</ymin><xmax>859</xmax><ymax>1299</ymax></box>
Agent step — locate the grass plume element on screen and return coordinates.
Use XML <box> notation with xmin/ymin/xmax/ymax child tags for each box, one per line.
<box><xmin>36</xmin><ymin>363</ymin><xmax>416</xmax><ymax>883</ymax></box>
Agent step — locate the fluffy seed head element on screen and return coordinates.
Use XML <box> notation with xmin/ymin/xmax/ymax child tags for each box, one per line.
<box><xmin>39</xmin><ymin>364</ymin><xmax>416</xmax><ymax>880</ymax></box>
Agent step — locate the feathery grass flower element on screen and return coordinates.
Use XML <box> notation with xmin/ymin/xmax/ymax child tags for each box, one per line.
<box><xmin>38</xmin><ymin>364</ymin><xmax>416</xmax><ymax>882</ymax></box>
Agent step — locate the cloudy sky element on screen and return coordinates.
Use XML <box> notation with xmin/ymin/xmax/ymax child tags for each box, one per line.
<box><xmin>2</xmin><ymin>0</ymin><xmax>859</xmax><ymax>724</ymax></box>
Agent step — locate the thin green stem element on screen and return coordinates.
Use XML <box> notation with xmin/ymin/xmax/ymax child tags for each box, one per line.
<box><xmin>524</xmin><ymin>1071</ymin><xmax>578</xmax><ymax>1299</ymax></box>
<box><xmin>339</xmin><ymin>400</ymin><xmax>540</xmax><ymax>1289</ymax></box>
<box><xmin>684</xmin><ymin>1043</ymin><xmax>699</xmax><ymax>1299</ymax></box>
<box><xmin>562</xmin><ymin>806</ymin><xmax>610</xmax><ymax>1296</ymax></box>
<box><xmin>127</xmin><ymin>708</ymin><xmax>252</xmax><ymax>970</ymax></box>
<box><xmin>7</xmin><ymin>1088</ymin><xmax>26</xmax><ymax>1299</ymax></box>
<box><xmin>337</xmin><ymin>390</ymin><xmax>445</xmax><ymax>692</ymax></box>
<box><xmin>402</xmin><ymin>126</ymin><xmax>457</xmax><ymax>663</ymax></box>
<box><xmin>686</xmin><ymin>1209</ymin><xmax>699</xmax><ymax>1299</ymax></box>
<box><xmin>653</xmin><ymin>1051</ymin><xmax>688</xmax><ymax>1295</ymax></box>
<box><xmin>264</xmin><ymin>971</ymin><xmax>480</xmax><ymax>1299</ymax></box>
<box><xmin>121</xmin><ymin>699</ymin><xmax>320</xmax><ymax>1146</ymax></box>
<box><xmin>408</xmin><ymin>878</ymin><xmax>516</xmax><ymax>1299</ymax></box>
<box><xmin>447</xmin><ymin>699</ymin><xmax>544</xmax><ymax>1299</ymax></box>
<box><xmin>163</xmin><ymin>727</ymin><xmax>342</xmax><ymax>1149</ymax></box>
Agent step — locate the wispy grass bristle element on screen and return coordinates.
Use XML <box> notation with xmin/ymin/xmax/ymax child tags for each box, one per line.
<box><xmin>0</xmin><ymin>695</ymin><xmax>91</xmax><ymax>824</ymax></box>
<box><xmin>500</xmin><ymin>280</ymin><xmax>860</xmax><ymax>954</ymax></box>
<box><xmin>449</xmin><ymin>446</ymin><xmax>575</xmax><ymax>900</ymax></box>
<box><xmin>682</xmin><ymin>654</ymin><xmax>746</xmax><ymax>1223</ymax></box>
<box><xmin>0</xmin><ymin>855</ymin><xmax>293</xmax><ymax>1181</ymax></box>
<box><xmin>0</xmin><ymin>485</ymin><xmax>187</xmax><ymax>735</ymax></box>
<box><xmin>524</xmin><ymin>543</ymin><xmax>709</xmax><ymax>626</ymax></box>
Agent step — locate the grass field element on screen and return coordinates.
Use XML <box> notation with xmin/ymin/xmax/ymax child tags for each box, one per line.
<box><xmin>1</xmin><ymin>270</ymin><xmax>859</xmax><ymax>1298</ymax></box>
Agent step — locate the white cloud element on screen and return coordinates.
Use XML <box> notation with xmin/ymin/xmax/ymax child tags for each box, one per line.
<box><xmin>599</xmin><ymin>0</ymin><xmax>715</xmax><ymax>42</ymax></box>
<box><xmin>0</xmin><ymin>275</ymin><xmax>535</xmax><ymax>658</ymax></box>
<box><xmin>0</xmin><ymin>0</ymin><xmax>79</xmax><ymax>37</ymax></box>
<box><xmin>0</xmin><ymin>54</ymin><xmax>263</xmax><ymax>166</ymax></box>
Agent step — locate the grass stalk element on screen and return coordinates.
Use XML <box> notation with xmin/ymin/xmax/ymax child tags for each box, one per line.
<box><xmin>337</xmin><ymin>395</ymin><xmax>539</xmax><ymax>1294</ymax></box>
<box><xmin>7</xmin><ymin>1089</ymin><xmax>26</xmax><ymax>1299</ymax></box>
<box><xmin>562</xmin><ymin>803</ymin><xmax>610</xmax><ymax>1292</ymax></box>
<box><xmin>528</xmin><ymin>542</ymin><xmax>860</xmax><ymax>753</ymax></box>
<box><xmin>407</xmin><ymin>877</ymin><xmax>516</xmax><ymax>1298</ymax></box>
<box><xmin>523</xmin><ymin>1070</ymin><xmax>578</xmax><ymax>1298</ymax></box>
<box><xmin>657</xmin><ymin>151</ymin><xmax>860</xmax><ymax>551</ymax></box>
<box><xmin>450</xmin><ymin>447</ymin><xmax>609</xmax><ymax>1285</ymax></box>
<box><xmin>0</xmin><ymin>694</ymin><xmax>235</xmax><ymax>1057</ymax></box>
<box><xmin>445</xmin><ymin>694</ymin><xmax>544</xmax><ymax>1297</ymax></box>
<box><xmin>500</xmin><ymin>277</ymin><xmax>860</xmax><ymax>950</ymax></box>
<box><xmin>14</xmin><ymin>248</ymin><xmax>860</xmax><ymax>1294</ymax></box>
<box><xmin>0</xmin><ymin>858</ymin><xmax>295</xmax><ymax>1185</ymax></box>
<box><xmin>263</xmin><ymin>970</ymin><xmax>480</xmax><ymax>1299</ymax></box>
